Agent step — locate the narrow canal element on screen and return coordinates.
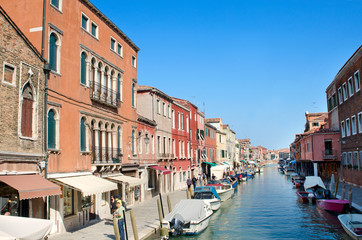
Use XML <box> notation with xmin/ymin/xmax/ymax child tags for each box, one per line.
<box><xmin>148</xmin><ymin>165</ymin><xmax>350</xmax><ymax>240</ymax></box>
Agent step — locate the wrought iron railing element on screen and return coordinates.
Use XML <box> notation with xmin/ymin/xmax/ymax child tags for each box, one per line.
<box><xmin>89</xmin><ymin>81</ymin><xmax>120</xmax><ymax>107</ymax></box>
<box><xmin>91</xmin><ymin>146</ymin><xmax>122</xmax><ymax>164</ymax></box>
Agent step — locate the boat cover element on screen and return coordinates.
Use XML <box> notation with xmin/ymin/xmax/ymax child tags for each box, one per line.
<box><xmin>0</xmin><ymin>215</ymin><xmax>53</xmax><ymax>239</ymax></box>
<box><xmin>163</xmin><ymin>199</ymin><xmax>209</xmax><ymax>222</ymax></box>
<box><xmin>211</xmin><ymin>165</ymin><xmax>228</xmax><ymax>179</ymax></box>
<box><xmin>304</xmin><ymin>176</ymin><xmax>326</xmax><ymax>190</ymax></box>
<box><xmin>194</xmin><ymin>186</ymin><xmax>221</xmax><ymax>200</ymax></box>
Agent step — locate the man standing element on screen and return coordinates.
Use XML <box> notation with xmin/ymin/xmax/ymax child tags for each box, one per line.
<box><xmin>192</xmin><ymin>175</ymin><xmax>197</xmax><ymax>190</ymax></box>
<box><xmin>114</xmin><ymin>201</ymin><xmax>126</xmax><ymax>240</ymax></box>
<box><xmin>186</xmin><ymin>177</ymin><xmax>192</xmax><ymax>189</ymax></box>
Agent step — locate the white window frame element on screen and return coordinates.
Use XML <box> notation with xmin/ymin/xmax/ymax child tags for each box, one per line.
<box><xmin>359</xmin><ymin>151</ymin><xmax>362</xmax><ymax>170</ymax></box>
<box><xmin>341</xmin><ymin>120</ymin><xmax>346</xmax><ymax>138</ymax></box>
<box><xmin>353</xmin><ymin>151</ymin><xmax>359</xmax><ymax>168</ymax></box>
<box><xmin>342</xmin><ymin>152</ymin><xmax>347</xmax><ymax>166</ymax></box>
<box><xmin>346</xmin><ymin>118</ymin><xmax>351</xmax><ymax>137</ymax></box>
<box><xmin>181</xmin><ymin>113</ymin><xmax>184</xmax><ymax>130</ymax></box>
<box><xmin>50</xmin><ymin>0</ymin><xmax>62</xmax><ymax>11</ymax></box>
<box><xmin>348</xmin><ymin>152</ymin><xmax>353</xmax><ymax>167</ymax></box>
<box><xmin>172</xmin><ymin>110</ymin><xmax>175</xmax><ymax>128</ymax></box>
<box><xmin>355</xmin><ymin>70</ymin><xmax>361</xmax><ymax>92</ymax></box>
<box><xmin>338</xmin><ymin>87</ymin><xmax>343</xmax><ymax>104</ymax></box>
<box><xmin>342</xmin><ymin>82</ymin><xmax>348</xmax><ymax>101</ymax></box>
<box><xmin>156</xmin><ymin>99</ymin><xmax>160</xmax><ymax>114</ymax></box>
<box><xmin>110</xmin><ymin>37</ymin><xmax>116</xmax><ymax>51</ymax></box>
<box><xmin>351</xmin><ymin>115</ymin><xmax>357</xmax><ymax>135</ymax></box>
<box><xmin>48</xmin><ymin>30</ymin><xmax>61</xmax><ymax>74</ymax></box>
<box><xmin>168</xmin><ymin>105</ymin><xmax>171</xmax><ymax>118</ymax></box>
<box><xmin>132</xmin><ymin>55</ymin><xmax>137</xmax><ymax>68</ymax></box>
<box><xmin>163</xmin><ymin>102</ymin><xmax>166</xmax><ymax>116</ymax></box>
<box><xmin>178</xmin><ymin>112</ymin><xmax>181</xmax><ymax>130</ymax></box>
<box><xmin>2</xmin><ymin>62</ymin><xmax>16</xmax><ymax>86</ymax></box>
<box><xmin>358</xmin><ymin>112</ymin><xmax>362</xmax><ymax>134</ymax></box>
<box><xmin>90</xmin><ymin>21</ymin><xmax>98</xmax><ymax>39</ymax></box>
<box><xmin>81</xmin><ymin>12</ymin><xmax>89</xmax><ymax>31</ymax></box>
<box><xmin>348</xmin><ymin>77</ymin><xmax>354</xmax><ymax>97</ymax></box>
<box><xmin>117</xmin><ymin>43</ymin><xmax>123</xmax><ymax>57</ymax></box>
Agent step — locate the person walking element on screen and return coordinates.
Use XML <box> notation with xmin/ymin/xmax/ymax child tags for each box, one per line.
<box><xmin>110</xmin><ymin>195</ymin><xmax>118</xmax><ymax>214</ymax></box>
<box><xmin>186</xmin><ymin>177</ymin><xmax>192</xmax><ymax>189</ymax></box>
<box><xmin>192</xmin><ymin>176</ymin><xmax>197</xmax><ymax>190</ymax></box>
<box><xmin>114</xmin><ymin>201</ymin><xmax>126</xmax><ymax>240</ymax></box>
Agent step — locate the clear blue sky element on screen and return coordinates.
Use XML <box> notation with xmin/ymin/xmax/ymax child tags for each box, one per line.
<box><xmin>91</xmin><ymin>0</ymin><xmax>362</xmax><ymax>150</ymax></box>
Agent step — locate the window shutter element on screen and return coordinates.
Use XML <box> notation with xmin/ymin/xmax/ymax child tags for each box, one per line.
<box><xmin>80</xmin><ymin>118</ymin><xmax>86</xmax><ymax>151</ymax></box>
<box><xmin>80</xmin><ymin>53</ymin><xmax>86</xmax><ymax>84</ymax></box>
<box><xmin>21</xmin><ymin>99</ymin><xmax>33</xmax><ymax>137</ymax></box>
<box><xmin>49</xmin><ymin>34</ymin><xmax>57</xmax><ymax>71</ymax></box>
<box><xmin>48</xmin><ymin>110</ymin><xmax>56</xmax><ymax>149</ymax></box>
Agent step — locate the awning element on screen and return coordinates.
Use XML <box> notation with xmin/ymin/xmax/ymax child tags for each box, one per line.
<box><xmin>0</xmin><ymin>215</ymin><xmax>53</xmax><ymax>239</ymax></box>
<box><xmin>149</xmin><ymin>165</ymin><xmax>171</xmax><ymax>175</ymax></box>
<box><xmin>0</xmin><ymin>175</ymin><xmax>61</xmax><ymax>200</ymax></box>
<box><xmin>241</xmin><ymin>160</ymin><xmax>247</xmax><ymax>163</ymax></box>
<box><xmin>52</xmin><ymin>175</ymin><xmax>117</xmax><ymax>196</ymax></box>
<box><xmin>202</xmin><ymin>162</ymin><xmax>218</xmax><ymax>167</ymax></box>
<box><xmin>107</xmin><ymin>175</ymin><xmax>143</xmax><ymax>187</ymax></box>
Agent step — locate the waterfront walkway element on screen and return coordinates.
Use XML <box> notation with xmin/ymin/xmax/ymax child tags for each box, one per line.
<box><xmin>49</xmin><ymin>188</ymin><xmax>188</xmax><ymax>240</ymax></box>
<box><xmin>336</xmin><ymin>181</ymin><xmax>362</xmax><ymax>213</ymax></box>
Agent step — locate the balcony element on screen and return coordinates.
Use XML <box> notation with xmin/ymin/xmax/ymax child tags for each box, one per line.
<box><xmin>89</xmin><ymin>81</ymin><xmax>120</xmax><ymax>108</ymax></box>
<box><xmin>91</xmin><ymin>146</ymin><xmax>122</xmax><ymax>164</ymax></box>
<box><xmin>322</xmin><ymin>150</ymin><xmax>338</xmax><ymax>160</ymax></box>
<box><xmin>157</xmin><ymin>153</ymin><xmax>175</xmax><ymax>160</ymax></box>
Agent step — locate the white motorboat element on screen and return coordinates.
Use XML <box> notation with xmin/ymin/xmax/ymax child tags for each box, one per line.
<box><xmin>207</xmin><ymin>183</ymin><xmax>234</xmax><ymax>202</ymax></box>
<box><xmin>338</xmin><ymin>214</ymin><xmax>362</xmax><ymax>240</ymax></box>
<box><xmin>161</xmin><ymin>199</ymin><xmax>213</xmax><ymax>236</ymax></box>
<box><xmin>193</xmin><ymin>186</ymin><xmax>221</xmax><ymax>211</ymax></box>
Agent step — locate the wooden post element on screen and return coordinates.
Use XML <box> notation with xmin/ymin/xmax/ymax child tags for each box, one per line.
<box><xmin>334</xmin><ymin>171</ymin><xmax>339</xmax><ymax>199</ymax></box>
<box><xmin>113</xmin><ymin>217</ymin><xmax>120</xmax><ymax>240</ymax></box>
<box><xmin>167</xmin><ymin>195</ymin><xmax>172</xmax><ymax>213</ymax></box>
<box><xmin>157</xmin><ymin>199</ymin><xmax>163</xmax><ymax>224</ymax></box>
<box><xmin>130</xmin><ymin>210</ymin><xmax>138</xmax><ymax>240</ymax></box>
<box><xmin>123</xmin><ymin>210</ymin><xmax>128</xmax><ymax>240</ymax></box>
<box><xmin>348</xmin><ymin>188</ymin><xmax>353</xmax><ymax>208</ymax></box>
<box><xmin>341</xmin><ymin>185</ymin><xmax>346</xmax><ymax>200</ymax></box>
<box><xmin>159</xmin><ymin>193</ymin><xmax>164</xmax><ymax>218</ymax></box>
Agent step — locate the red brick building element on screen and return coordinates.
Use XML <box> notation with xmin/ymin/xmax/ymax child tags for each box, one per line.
<box><xmin>329</xmin><ymin>46</ymin><xmax>362</xmax><ymax>186</ymax></box>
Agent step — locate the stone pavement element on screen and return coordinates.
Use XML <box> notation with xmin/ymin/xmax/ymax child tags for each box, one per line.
<box><xmin>336</xmin><ymin>181</ymin><xmax>362</xmax><ymax>213</ymax></box>
<box><xmin>49</xmin><ymin>188</ymin><xmax>188</xmax><ymax>240</ymax></box>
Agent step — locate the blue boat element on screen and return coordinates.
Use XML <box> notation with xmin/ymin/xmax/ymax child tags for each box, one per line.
<box><xmin>194</xmin><ymin>186</ymin><xmax>221</xmax><ymax>211</ymax></box>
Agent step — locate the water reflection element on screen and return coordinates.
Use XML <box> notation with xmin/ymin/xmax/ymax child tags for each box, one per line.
<box><xmin>148</xmin><ymin>166</ymin><xmax>350</xmax><ymax>240</ymax></box>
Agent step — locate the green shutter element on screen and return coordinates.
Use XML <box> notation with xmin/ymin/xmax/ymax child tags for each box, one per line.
<box><xmin>51</xmin><ymin>0</ymin><xmax>59</xmax><ymax>8</ymax></box>
<box><xmin>80</xmin><ymin>52</ymin><xmax>86</xmax><ymax>85</ymax></box>
<box><xmin>49</xmin><ymin>34</ymin><xmax>57</xmax><ymax>71</ymax></box>
<box><xmin>117</xmin><ymin>75</ymin><xmax>121</xmax><ymax>100</ymax></box>
<box><xmin>80</xmin><ymin>118</ymin><xmax>86</xmax><ymax>151</ymax></box>
<box><xmin>132</xmin><ymin>84</ymin><xmax>135</xmax><ymax>107</ymax></box>
<box><xmin>48</xmin><ymin>110</ymin><xmax>56</xmax><ymax>149</ymax></box>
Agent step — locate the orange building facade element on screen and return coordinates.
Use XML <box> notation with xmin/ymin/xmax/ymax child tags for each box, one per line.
<box><xmin>1</xmin><ymin>0</ymin><xmax>140</xmax><ymax>233</ymax></box>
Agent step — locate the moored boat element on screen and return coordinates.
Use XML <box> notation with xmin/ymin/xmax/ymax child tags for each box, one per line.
<box><xmin>207</xmin><ymin>183</ymin><xmax>234</xmax><ymax>202</ymax></box>
<box><xmin>317</xmin><ymin>199</ymin><xmax>350</xmax><ymax>213</ymax></box>
<box><xmin>193</xmin><ymin>186</ymin><xmax>221</xmax><ymax>211</ymax></box>
<box><xmin>283</xmin><ymin>167</ymin><xmax>295</xmax><ymax>176</ymax></box>
<box><xmin>338</xmin><ymin>214</ymin><xmax>362</xmax><ymax>240</ymax></box>
<box><xmin>296</xmin><ymin>191</ymin><xmax>309</xmax><ymax>203</ymax></box>
<box><xmin>161</xmin><ymin>199</ymin><xmax>213</xmax><ymax>236</ymax></box>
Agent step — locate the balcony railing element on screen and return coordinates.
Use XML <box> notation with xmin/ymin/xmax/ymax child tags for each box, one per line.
<box><xmin>157</xmin><ymin>153</ymin><xmax>175</xmax><ymax>159</ymax></box>
<box><xmin>91</xmin><ymin>146</ymin><xmax>122</xmax><ymax>164</ymax></box>
<box><xmin>322</xmin><ymin>150</ymin><xmax>338</xmax><ymax>160</ymax></box>
<box><xmin>89</xmin><ymin>81</ymin><xmax>120</xmax><ymax>108</ymax></box>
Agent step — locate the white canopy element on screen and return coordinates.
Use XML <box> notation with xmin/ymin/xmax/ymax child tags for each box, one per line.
<box><xmin>53</xmin><ymin>175</ymin><xmax>117</xmax><ymax>196</ymax></box>
<box><xmin>304</xmin><ymin>176</ymin><xmax>326</xmax><ymax>190</ymax></box>
<box><xmin>107</xmin><ymin>175</ymin><xmax>144</xmax><ymax>187</ymax></box>
<box><xmin>211</xmin><ymin>165</ymin><xmax>228</xmax><ymax>179</ymax></box>
<box><xmin>163</xmin><ymin>199</ymin><xmax>208</xmax><ymax>222</ymax></box>
<box><xmin>0</xmin><ymin>215</ymin><xmax>53</xmax><ymax>239</ymax></box>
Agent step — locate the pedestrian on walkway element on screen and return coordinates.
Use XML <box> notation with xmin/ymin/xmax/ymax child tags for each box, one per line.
<box><xmin>192</xmin><ymin>176</ymin><xmax>197</xmax><ymax>190</ymax></box>
<box><xmin>186</xmin><ymin>177</ymin><xmax>192</xmax><ymax>189</ymax></box>
<box><xmin>202</xmin><ymin>173</ymin><xmax>206</xmax><ymax>185</ymax></box>
<box><xmin>197</xmin><ymin>174</ymin><xmax>202</xmax><ymax>186</ymax></box>
<box><xmin>110</xmin><ymin>195</ymin><xmax>117</xmax><ymax>214</ymax></box>
<box><xmin>114</xmin><ymin>201</ymin><xmax>126</xmax><ymax>240</ymax></box>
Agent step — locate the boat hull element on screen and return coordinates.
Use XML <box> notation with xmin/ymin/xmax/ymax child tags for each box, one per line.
<box><xmin>317</xmin><ymin>199</ymin><xmax>350</xmax><ymax>213</ymax></box>
<box><xmin>183</xmin><ymin>214</ymin><xmax>212</xmax><ymax>235</ymax></box>
<box><xmin>338</xmin><ymin>214</ymin><xmax>362</xmax><ymax>240</ymax></box>
<box><xmin>217</xmin><ymin>188</ymin><xmax>234</xmax><ymax>202</ymax></box>
<box><xmin>296</xmin><ymin>191</ymin><xmax>309</xmax><ymax>203</ymax></box>
<box><xmin>202</xmin><ymin>199</ymin><xmax>221</xmax><ymax>211</ymax></box>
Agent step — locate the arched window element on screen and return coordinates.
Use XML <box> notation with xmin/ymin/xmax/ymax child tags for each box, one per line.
<box><xmin>48</xmin><ymin>110</ymin><xmax>56</xmax><ymax>149</ymax></box>
<box><xmin>117</xmin><ymin>74</ymin><xmax>121</xmax><ymax>100</ymax></box>
<box><xmin>80</xmin><ymin>117</ymin><xmax>86</xmax><ymax>151</ymax></box>
<box><xmin>80</xmin><ymin>52</ymin><xmax>87</xmax><ymax>85</ymax></box>
<box><xmin>49</xmin><ymin>33</ymin><xmax>58</xmax><ymax>72</ymax></box>
<box><xmin>21</xmin><ymin>83</ymin><xmax>34</xmax><ymax>137</ymax></box>
<box><xmin>132</xmin><ymin>83</ymin><xmax>135</xmax><ymax>107</ymax></box>
<box><xmin>117</xmin><ymin>126</ymin><xmax>121</xmax><ymax>156</ymax></box>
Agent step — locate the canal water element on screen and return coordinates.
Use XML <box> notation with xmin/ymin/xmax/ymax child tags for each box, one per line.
<box><xmin>148</xmin><ymin>165</ymin><xmax>350</xmax><ymax>240</ymax></box>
